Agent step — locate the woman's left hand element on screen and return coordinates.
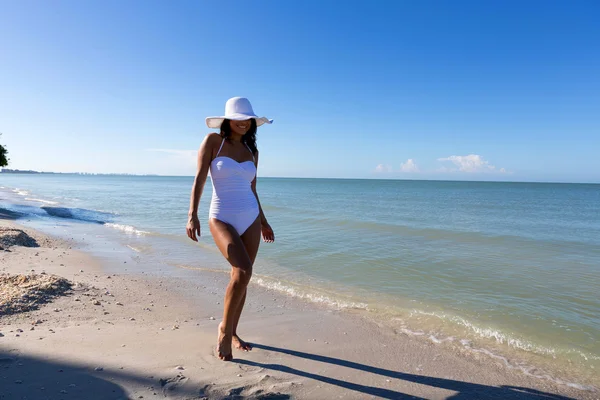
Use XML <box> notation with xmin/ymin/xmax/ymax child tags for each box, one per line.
<box><xmin>261</xmin><ymin>222</ymin><xmax>275</xmax><ymax>243</ymax></box>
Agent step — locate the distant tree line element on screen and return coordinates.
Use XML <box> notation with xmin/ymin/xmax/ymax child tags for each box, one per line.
<box><xmin>0</xmin><ymin>133</ymin><xmax>8</xmax><ymax>167</ymax></box>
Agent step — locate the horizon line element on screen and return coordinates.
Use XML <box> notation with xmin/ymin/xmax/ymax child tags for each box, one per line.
<box><xmin>1</xmin><ymin>169</ymin><xmax>598</xmax><ymax>185</ymax></box>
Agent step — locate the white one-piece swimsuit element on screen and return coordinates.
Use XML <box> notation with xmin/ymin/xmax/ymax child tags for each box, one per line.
<box><xmin>208</xmin><ymin>139</ymin><xmax>259</xmax><ymax>235</ymax></box>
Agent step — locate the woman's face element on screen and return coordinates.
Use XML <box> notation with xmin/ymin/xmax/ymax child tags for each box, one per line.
<box><xmin>229</xmin><ymin>119</ymin><xmax>252</xmax><ymax>135</ymax></box>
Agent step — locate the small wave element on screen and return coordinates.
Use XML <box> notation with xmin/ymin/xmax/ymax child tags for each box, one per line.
<box><xmin>409</xmin><ymin>309</ymin><xmax>560</xmax><ymax>357</ymax></box>
<box><xmin>450</xmin><ymin>316</ymin><xmax>558</xmax><ymax>356</ymax></box>
<box><xmin>463</xmin><ymin>344</ymin><xmax>597</xmax><ymax>392</ymax></box>
<box><xmin>25</xmin><ymin>197</ymin><xmax>59</xmax><ymax>205</ymax></box>
<box><xmin>126</xmin><ymin>245</ymin><xmax>142</xmax><ymax>252</ymax></box>
<box><xmin>0</xmin><ymin>204</ymin><xmax>48</xmax><ymax>218</ymax></box>
<box><xmin>172</xmin><ymin>266</ymin><xmax>369</xmax><ymax>311</ymax></box>
<box><xmin>12</xmin><ymin>188</ymin><xmax>29</xmax><ymax>196</ymax></box>
<box><xmin>403</xmin><ymin>310</ymin><xmax>599</xmax><ymax>390</ymax></box>
<box><xmin>395</xmin><ymin>312</ymin><xmax>598</xmax><ymax>391</ymax></box>
<box><xmin>106</xmin><ymin>223</ymin><xmax>149</xmax><ymax>236</ymax></box>
<box><xmin>253</xmin><ymin>277</ymin><xmax>368</xmax><ymax>310</ymax></box>
<box><xmin>41</xmin><ymin>206</ymin><xmax>112</xmax><ymax>224</ymax></box>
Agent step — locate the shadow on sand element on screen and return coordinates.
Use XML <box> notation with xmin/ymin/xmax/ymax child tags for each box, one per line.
<box><xmin>0</xmin><ymin>349</ymin><xmax>292</xmax><ymax>400</ymax></box>
<box><xmin>234</xmin><ymin>343</ymin><xmax>576</xmax><ymax>400</ymax></box>
<box><xmin>1</xmin><ymin>351</ymin><xmax>130</xmax><ymax>400</ymax></box>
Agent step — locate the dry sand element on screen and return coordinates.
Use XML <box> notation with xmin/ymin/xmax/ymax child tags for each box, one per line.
<box><xmin>0</xmin><ymin>220</ymin><xmax>596</xmax><ymax>399</ymax></box>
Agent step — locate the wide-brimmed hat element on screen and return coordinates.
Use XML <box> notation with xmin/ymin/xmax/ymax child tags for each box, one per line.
<box><xmin>205</xmin><ymin>97</ymin><xmax>273</xmax><ymax>129</ymax></box>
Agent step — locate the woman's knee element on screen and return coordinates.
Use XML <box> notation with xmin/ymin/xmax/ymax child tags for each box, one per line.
<box><xmin>230</xmin><ymin>266</ymin><xmax>252</xmax><ymax>287</ymax></box>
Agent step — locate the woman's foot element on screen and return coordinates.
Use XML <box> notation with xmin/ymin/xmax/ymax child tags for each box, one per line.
<box><xmin>216</xmin><ymin>322</ymin><xmax>233</xmax><ymax>361</ymax></box>
<box><xmin>232</xmin><ymin>334</ymin><xmax>252</xmax><ymax>351</ymax></box>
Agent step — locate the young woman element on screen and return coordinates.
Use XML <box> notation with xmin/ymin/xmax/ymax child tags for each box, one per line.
<box><xmin>186</xmin><ymin>97</ymin><xmax>275</xmax><ymax>361</ymax></box>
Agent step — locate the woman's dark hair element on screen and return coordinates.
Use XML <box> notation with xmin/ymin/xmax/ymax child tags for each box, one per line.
<box><xmin>220</xmin><ymin>119</ymin><xmax>258</xmax><ymax>155</ymax></box>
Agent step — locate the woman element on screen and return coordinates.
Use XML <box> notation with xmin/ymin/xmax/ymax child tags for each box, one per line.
<box><xmin>186</xmin><ymin>97</ymin><xmax>275</xmax><ymax>361</ymax></box>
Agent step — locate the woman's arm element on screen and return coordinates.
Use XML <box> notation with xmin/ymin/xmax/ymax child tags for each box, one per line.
<box><xmin>251</xmin><ymin>151</ymin><xmax>275</xmax><ymax>243</ymax></box>
<box><xmin>187</xmin><ymin>133</ymin><xmax>217</xmax><ymax>241</ymax></box>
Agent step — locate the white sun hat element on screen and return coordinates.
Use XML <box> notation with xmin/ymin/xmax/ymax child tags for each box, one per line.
<box><xmin>205</xmin><ymin>97</ymin><xmax>273</xmax><ymax>129</ymax></box>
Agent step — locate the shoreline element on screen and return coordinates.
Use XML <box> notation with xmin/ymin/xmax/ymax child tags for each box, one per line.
<box><xmin>1</xmin><ymin>219</ymin><xmax>597</xmax><ymax>399</ymax></box>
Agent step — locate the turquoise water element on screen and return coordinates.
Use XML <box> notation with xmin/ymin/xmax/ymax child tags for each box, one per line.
<box><xmin>1</xmin><ymin>174</ymin><xmax>599</xmax><ymax>387</ymax></box>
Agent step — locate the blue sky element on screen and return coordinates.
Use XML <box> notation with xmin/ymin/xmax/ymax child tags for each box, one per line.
<box><xmin>1</xmin><ymin>0</ymin><xmax>599</xmax><ymax>182</ymax></box>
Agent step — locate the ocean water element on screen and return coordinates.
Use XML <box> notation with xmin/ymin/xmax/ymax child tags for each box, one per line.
<box><xmin>1</xmin><ymin>174</ymin><xmax>599</xmax><ymax>388</ymax></box>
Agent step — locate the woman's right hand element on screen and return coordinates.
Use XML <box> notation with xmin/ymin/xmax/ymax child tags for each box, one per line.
<box><xmin>186</xmin><ymin>214</ymin><xmax>201</xmax><ymax>242</ymax></box>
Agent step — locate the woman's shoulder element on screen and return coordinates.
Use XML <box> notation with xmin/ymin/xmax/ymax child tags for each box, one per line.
<box><xmin>206</xmin><ymin>132</ymin><xmax>222</xmax><ymax>142</ymax></box>
<box><xmin>201</xmin><ymin>132</ymin><xmax>221</xmax><ymax>147</ymax></box>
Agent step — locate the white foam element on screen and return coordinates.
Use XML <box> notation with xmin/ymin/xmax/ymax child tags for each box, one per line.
<box><xmin>12</xmin><ymin>188</ymin><xmax>28</xmax><ymax>196</ymax></box>
<box><xmin>25</xmin><ymin>197</ymin><xmax>59</xmax><ymax>205</ymax></box>
<box><xmin>567</xmin><ymin>350</ymin><xmax>600</xmax><ymax>362</ymax></box>
<box><xmin>451</xmin><ymin>316</ymin><xmax>557</xmax><ymax>356</ymax></box>
<box><xmin>409</xmin><ymin>309</ymin><xmax>559</xmax><ymax>357</ymax></box>
<box><xmin>253</xmin><ymin>278</ymin><xmax>368</xmax><ymax>310</ymax></box>
<box><xmin>406</xmin><ymin>310</ymin><xmax>598</xmax><ymax>390</ymax></box>
<box><xmin>428</xmin><ymin>335</ymin><xmax>454</xmax><ymax>344</ymax></box>
<box><xmin>126</xmin><ymin>245</ymin><xmax>141</xmax><ymax>252</ymax></box>
<box><xmin>565</xmin><ymin>382</ymin><xmax>597</xmax><ymax>391</ymax></box>
<box><xmin>464</xmin><ymin>345</ymin><xmax>597</xmax><ymax>392</ymax></box>
<box><xmin>398</xmin><ymin>327</ymin><xmax>426</xmax><ymax>336</ymax></box>
<box><xmin>105</xmin><ymin>223</ymin><xmax>149</xmax><ymax>236</ymax></box>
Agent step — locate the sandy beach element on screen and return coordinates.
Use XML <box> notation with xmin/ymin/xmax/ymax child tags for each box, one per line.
<box><xmin>0</xmin><ymin>219</ymin><xmax>596</xmax><ymax>400</ymax></box>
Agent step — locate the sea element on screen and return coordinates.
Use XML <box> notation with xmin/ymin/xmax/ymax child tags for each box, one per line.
<box><xmin>1</xmin><ymin>173</ymin><xmax>599</xmax><ymax>389</ymax></box>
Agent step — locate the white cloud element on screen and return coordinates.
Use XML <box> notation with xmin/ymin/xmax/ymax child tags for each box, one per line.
<box><xmin>375</xmin><ymin>164</ymin><xmax>392</xmax><ymax>173</ymax></box>
<box><xmin>399</xmin><ymin>159</ymin><xmax>419</xmax><ymax>173</ymax></box>
<box><xmin>146</xmin><ymin>149</ymin><xmax>198</xmax><ymax>170</ymax></box>
<box><xmin>437</xmin><ymin>154</ymin><xmax>506</xmax><ymax>173</ymax></box>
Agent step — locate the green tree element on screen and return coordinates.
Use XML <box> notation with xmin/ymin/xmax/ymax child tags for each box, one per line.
<box><xmin>0</xmin><ymin>133</ymin><xmax>8</xmax><ymax>167</ymax></box>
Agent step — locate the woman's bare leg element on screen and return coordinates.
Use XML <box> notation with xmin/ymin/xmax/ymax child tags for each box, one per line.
<box><xmin>209</xmin><ymin>218</ymin><xmax>255</xmax><ymax>361</ymax></box>
<box><xmin>231</xmin><ymin>290</ymin><xmax>250</xmax><ymax>351</ymax></box>
<box><xmin>232</xmin><ymin>217</ymin><xmax>261</xmax><ymax>351</ymax></box>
